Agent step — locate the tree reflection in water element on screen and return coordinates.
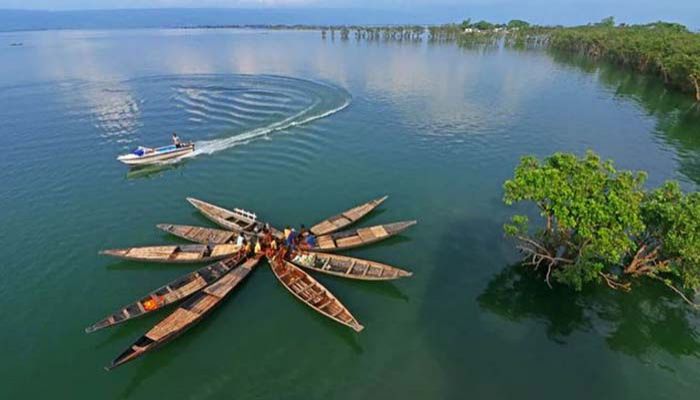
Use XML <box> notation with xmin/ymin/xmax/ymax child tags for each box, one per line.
<box><xmin>478</xmin><ymin>265</ymin><xmax>700</xmax><ymax>359</ymax></box>
<box><xmin>550</xmin><ymin>51</ymin><xmax>700</xmax><ymax>185</ymax></box>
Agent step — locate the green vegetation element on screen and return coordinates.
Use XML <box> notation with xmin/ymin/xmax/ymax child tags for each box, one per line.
<box><xmin>503</xmin><ymin>151</ymin><xmax>700</xmax><ymax>306</ymax></box>
<box><xmin>425</xmin><ymin>18</ymin><xmax>700</xmax><ymax>101</ymax></box>
<box><xmin>183</xmin><ymin>18</ymin><xmax>700</xmax><ymax>101</ymax></box>
<box><xmin>545</xmin><ymin>20</ymin><xmax>700</xmax><ymax>101</ymax></box>
<box><xmin>507</xmin><ymin>20</ymin><xmax>530</xmax><ymax>29</ymax></box>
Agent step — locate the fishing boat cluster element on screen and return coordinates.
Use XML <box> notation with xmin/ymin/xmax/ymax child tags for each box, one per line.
<box><xmin>87</xmin><ymin>195</ymin><xmax>417</xmax><ymax>370</ymax></box>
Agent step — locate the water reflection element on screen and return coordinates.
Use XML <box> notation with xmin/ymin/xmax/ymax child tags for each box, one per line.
<box><xmin>125</xmin><ymin>159</ymin><xmax>186</xmax><ymax>180</ymax></box>
<box><xmin>30</xmin><ymin>31</ymin><xmax>142</xmax><ymax>142</ymax></box>
<box><xmin>88</xmin><ymin>84</ymin><xmax>142</xmax><ymax>141</ymax></box>
<box><xmin>478</xmin><ymin>265</ymin><xmax>700</xmax><ymax>359</ymax></box>
<box><xmin>549</xmin><ymin>51</ymin><xmax>700</xmax><ymax>185</ymax></box>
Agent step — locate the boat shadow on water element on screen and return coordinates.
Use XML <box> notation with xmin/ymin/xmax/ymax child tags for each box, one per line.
<box><xmin>326</xmin><ymin>276</ymin><xmax>409</xmax><ymax>302</ymax></box>
<box><xmin>93</xmin><ymin>306</ymin><xmax>177</xmax><ymax>351</ymax></box>
<box><xmin>125</xmin><ymin>160</ymin><xmax>187</xmax><ymax>180</ymax></box>
<box><xmin>104</xmin><ymin>259</ymin><xmax>204</xmax><ymax>271</ymax></box>
<box><xmin>114</xmin><ymin>272</ymin><xmax>259</xmax><ymax>398</ymax></box>
<box><xmin>284</xmin><ymin>291</ymin><xmax>364</xmax><ymax>355</ymax></box>
<box><xmin>118</xmin><ymin>350</ymin><xmax>177</xmax><ymax>399</ymax></box>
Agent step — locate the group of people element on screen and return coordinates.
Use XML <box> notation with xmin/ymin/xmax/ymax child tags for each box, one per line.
<box><xmin>283</xmin><ymin>224</ymin><xmax>318</xmax><ymax>251</ymax></box>
<box><xmin>234</xmin><ymin>226</ymin><xmax>279</xmax><ymax>258</ymax></box>
<box><xmin>228</xmin><ymin>223</ymin><xmax>318</xmax><ymax>260</ymax></box>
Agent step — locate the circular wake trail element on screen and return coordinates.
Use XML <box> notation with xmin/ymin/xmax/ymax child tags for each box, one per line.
<box><xmin>189</xmin><ymin>96</ymin><xmax>350</xmax><ymax>157</ymax></box>
<box><xmin>167</xmin><ymin>75</ymin><xmax>352</xmax><ymax>159</ymax></box>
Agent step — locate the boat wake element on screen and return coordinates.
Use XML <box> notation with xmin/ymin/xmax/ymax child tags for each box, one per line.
<box><xmin>187</xmin><ymin>95</ymin><xmax>350</xmax><ymax>158</ymax></box>
<box><xmin>132</xmin><ymin>74</ymin><xmax>353</xmax><ymax>162</ymax></box>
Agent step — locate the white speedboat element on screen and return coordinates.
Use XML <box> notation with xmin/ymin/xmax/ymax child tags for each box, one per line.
<box><xmin>117</xmin><ymin>143</ymin><xmax>195</xmax><ymax>166</ymax></box>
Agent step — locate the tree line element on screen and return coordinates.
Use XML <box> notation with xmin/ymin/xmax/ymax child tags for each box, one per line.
<box><xmin>442</xmin><ymin>18</ymin><xmax>700</xmax><ymax>101</ymax></box>
<box><xmin>543</xmin><ymin>19</ymin><xmax>700</xmax><ymax>101</ymax></box>
<box><xmin>180</xmin><ymin>19</ymin><xmax>700</xmax><ymax>101</ymax></box>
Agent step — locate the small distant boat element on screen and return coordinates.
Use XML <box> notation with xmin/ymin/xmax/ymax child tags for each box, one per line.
<box><xmin>117</xmin><ymin>143</ymin><xmax>194</xmax><ymax>166</ymax></box>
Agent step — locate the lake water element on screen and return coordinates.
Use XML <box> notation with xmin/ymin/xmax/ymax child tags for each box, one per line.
<box><xmin>1</xmin><ymin>29</ymin><xmax>700</xmax><ymax>399</ymax></box>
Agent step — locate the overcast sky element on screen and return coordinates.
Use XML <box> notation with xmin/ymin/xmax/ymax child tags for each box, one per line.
<box><xmin>0</xmin><ymin>0</ymin><xmax>697</xmax><ymax>27</ymax></box>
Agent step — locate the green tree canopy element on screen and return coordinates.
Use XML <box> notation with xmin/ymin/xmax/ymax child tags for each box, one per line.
<box><xmin>596</xmin><ymin>16</ymin><xmax>615</xmax><ymax>27</ymax></box>
<box><xmin>504</xmin><ymin>151</ymin><xmax>700</xmax><ymax>306</ymax></box>
<box><xmin>460</xmin><ymin>19</ymin><xmax>472</xmax><ymax>30</ymax></box>
<box><xmin>472</xmin><ymin>20</ymin><xmax>495</xmax><ymax>31</ymax></box>
<box><xmin>507</xmin><ymin>19</ymin><xmax>530</xmax><ymax>29</ymax></box>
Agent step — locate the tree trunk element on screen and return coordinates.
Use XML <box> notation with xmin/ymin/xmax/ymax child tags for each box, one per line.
<box><xmin>624</xmin><ymin>244</ymin><xmax>660</xmax><ymax>276</ymax></box>
<box><xmin>691</xmin><ymin>75</ymin><xmax>700</xmax><ymax>102</ymax></box>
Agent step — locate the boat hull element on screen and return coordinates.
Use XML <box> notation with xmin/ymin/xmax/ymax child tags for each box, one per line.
<box><xmin>291</xmin><ymin>251</ymin><xmax>412</xmax><ymax>280</ymax></box>
<box><xmin>85</xmin><ymin>254</ymin><xmax>246</xmax><ymax>333</ymax></box>
<box><xmin>308</xmin><ymin>220</ymin><xmax>417</xmax><ymax>252</ymax></box>
<box><xmin>118</xmin><ymin>144</ymin><xmax>194</xmax><ymax>166</ymax></box>
<box><xmin>157</xmin><ymin>224</ymin><xmax>237</xmax><ymax>244</ymax></box>
<box><xmin>106</xmin><ymin>257</ymin><xmax>260</xmax><ymax>370</ymax></box>
<box><xmin>187</xmin><ymin>197</ymin><xmax>282</xmax><ymax>238</ymax></box>
<box><xmin>268</xmin><ymin>254</ymin><xmax>363</xmax><ymax>332</ymax></box>
<box><xmin>310</xmin><ymin>195</ymin><xmax>388</xmax><ymax>236</ymax></box>
<box><xmin>100</xmin><ymin>243</ymin><xmax>240</xmax><ymax>264</ymax></box>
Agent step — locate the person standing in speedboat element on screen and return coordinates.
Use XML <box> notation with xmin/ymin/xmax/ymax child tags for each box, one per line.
<box><xmin>172</xmin><ymin>132</ymin><xmax>181</xmax><ymax>148</ymax></box>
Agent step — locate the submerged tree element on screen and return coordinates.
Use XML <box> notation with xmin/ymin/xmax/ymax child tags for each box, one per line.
<box><xmin>503</xmin><ymin>151</ymin><xmax>700</xmax><ymax>306</ymax></box>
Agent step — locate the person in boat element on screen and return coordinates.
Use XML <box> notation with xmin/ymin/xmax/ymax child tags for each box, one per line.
<box><xmin>244</xmin><ymin>240</ymin><xmax>253</xmax><ymax>255</ymax></box>
<box><xmin>236</xmin><ymin>233</ymin><xmax>245</xmax><ymax>247</ymax></box>
<box><xmin>297</xmin><ymin>224</ymin><xmax>308</xmax><ymax>245</ymax></box>
<box><xmin>254</xmin><ymin>239</ymin><xmax>262</xmax><ymax>254</ymax></box>
<box><xmin>263</xmin><ymin>228</ymin><xmax>273</xmax><ymax>247</ymax></box>
<box><xmin>284</xmin><ymin>226</ymin><xmax>292</xmax><ymax>247</ymax></box>
<box><xmin>287</xmin><ymin>228</ymin><xmax>298</xmax><ymax>250</ymax></box>
<box><xmin>172</xmin><ymin>132</ymin><xmax>182</xmax><ymax>148</ymax></box>
<box><xmin>305</xmin><ymin>233</ymin><xmax>318</xmax><ymax>249</ymax></box>
<box><xmin>269</xmin><ymin>238</ymin><xmax>278</xmax><ymax>251</ymax></box>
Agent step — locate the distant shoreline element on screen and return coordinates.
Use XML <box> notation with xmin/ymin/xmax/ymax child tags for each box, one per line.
<box><xmin>2</xmin><ymin>23</ymin><xmax>698</xmax><ymax>35</ymax></box>
<box><xmin>1</xmin><ymin>7</ymin><xmax>698</xmax><ymax>33</ymax></box>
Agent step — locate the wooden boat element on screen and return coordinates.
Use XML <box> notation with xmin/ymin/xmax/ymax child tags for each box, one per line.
<box><xmin>290</xmin><ymin>251</ymin><xmax>412</xmax><ymax>281</ymax></box>
<box><xmin>157</xmin><ymin>223</ymin><xmax>237</xmax><ymax>244</ymax></box>
<box><xmin>106</xmin><ymin>257</ymin><xmax>260</xmax><ymax>370</ymax></box>
<box><xmin>306</xmin><ymin>221</ymin><xmax>417</xmax><ymax>252</ymax></box>
<box><xmin>268</xmin><ymin>254</ymin><xmax>363</xmax><ymax>332</ymax></box>
<box><xmin>99</xmin><ymin>243</ymin><xmax>240</xmax><ymax>263</ymax></box>
<box><xmin>117</xmin><ymin>143</ymin><xmax>195</xmax><ymax>166</ymax></box>
<box><xmin>310</xmin><ymin>195</ymin><xmax>388</xmax><ymax>236</ymax></box>
<box><xmin>187</xmin><ymin>197</ymin><xmax>267</xmax><ymax>235</ymax></box>
<box><xmin>85</xmin><ymin>253</ymin><xmax>246</xmax><ymax>333</ymax></box>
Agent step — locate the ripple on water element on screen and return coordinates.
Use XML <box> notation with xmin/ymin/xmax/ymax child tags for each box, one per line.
<box><xmin>0</xmin><ymin>74</ymin><xmax>351</xmax><ymax>170</ymax></box>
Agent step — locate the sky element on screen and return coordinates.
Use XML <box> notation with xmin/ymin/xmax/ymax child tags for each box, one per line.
<box><xmin>0</xmin><ymin>0</ymin><xmax>697</xmax><ymax>28</ymax></box>
<box><xmin>0</xmin><ymin>0</ymin><xmax>694</xmax><ymax>11</ymax></box>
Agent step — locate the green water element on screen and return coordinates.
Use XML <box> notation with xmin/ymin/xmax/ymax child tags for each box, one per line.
<box><xmin>1</xmin><ymin>29</ymin><xmax>700</xmax><ymax>399</ymax></box>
